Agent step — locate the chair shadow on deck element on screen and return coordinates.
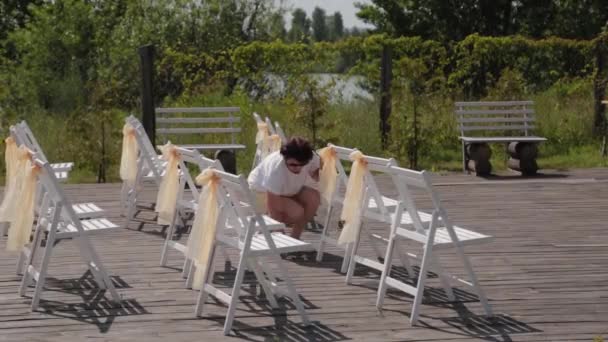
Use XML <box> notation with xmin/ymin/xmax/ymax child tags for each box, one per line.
<box><xmin>476</xmin><ymin>172</ymin><xmax>568</xmax><ymax>181</ymax></box>
<box><xmin>209</xmin><ymin>268</ymin><xmax>319</xmax><ymax>313</ymax></box>
<box><xmin>229</xmin><ymin>320</ymin><xmax>350</xmax><ymax>342</ymax></box>
<box><xmin>302</xmin><ymin>255</ymin><xmax>540</xmax><ymax>341</ymax></box>
<box><xmin>31</xmin><ymin>271</ymin><xmax>147</xmax><ymax>333</ymax></box>
<box><xmin>420</xmin><ymin>309</ymin><xmax>542</xmax><ymax>342</ymax></box>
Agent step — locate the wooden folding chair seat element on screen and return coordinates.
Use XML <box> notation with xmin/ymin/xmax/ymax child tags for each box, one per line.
<box><xmin>17</xmin><ymin>155</ymin><xmax>121</xmax><ymax>310</ymax></box>
<box><xmin>193</xmin><ymin>169</ymin><xmax>311</xmax><ymax>335</ymax></box>
<box><xmin>376</xmin><ymin>165</ymin><xmax>493</xmax><ymax>324</ymax></box>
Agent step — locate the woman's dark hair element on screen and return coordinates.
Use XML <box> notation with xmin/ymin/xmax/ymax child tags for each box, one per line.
<box><xmin>280</xmin><ymin>136</ymin><xmax>313</xmax><ymax>163</ymax></box>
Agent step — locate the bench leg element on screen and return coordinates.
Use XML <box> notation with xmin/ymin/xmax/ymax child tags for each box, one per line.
<box><xmin>215</xmin><ymin>150</ymin><xmax>236</xmax><ymax>174</ymax></box>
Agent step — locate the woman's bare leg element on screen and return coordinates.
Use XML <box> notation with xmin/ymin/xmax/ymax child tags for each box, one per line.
<box><xmin>292</xmin><ymin>187</ymin><xmax>321</xmax><ymax>239</ymax></box>
<box><xmin>266</xmin><ymin>192</ymin><xmax>305</xmax><ymax>238</ymax></box>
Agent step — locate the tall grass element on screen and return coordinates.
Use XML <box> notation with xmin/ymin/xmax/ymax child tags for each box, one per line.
<box><xmin>1</xmin><ymin>76</ymin><xmax>604</xmax><ymax>183</ymax></box>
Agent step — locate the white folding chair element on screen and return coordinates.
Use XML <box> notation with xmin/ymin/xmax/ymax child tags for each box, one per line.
<box><xmin>342</xmin><ymin>153</ymin><xmax>435</xmax><ymax>284</ymax></box>
<box><xmin>17</xmin><ymin>155</ymin><xmax>121</xmax><ymax>310</ymax></box>
<box><xmin>9</xmin><ymin>125</ymin><xmax>105</xmax><ymax>220</ymax></box>
<box><xmin>317</xmin><ymin>144</ymin><xmax>410</xmax><ymax>272</ymax></box>
<box><xmin>274</xmin><ymin>121</ymin><xmax>288</xmax><ymax>144</ymax></box>
<box><xmin>376</xmin><ymin>165</ymin><xmax>494</xmax><ymax>324</ymax></box>
<box><xmin>13</xmin><ymin>121</ymin><xmax>73</xmax><ymax>177</ymax></box>
<box><xmin>123</xmin><ymin>115</ymin><xmax>166</xmax><ymax>228</ymax></box>
<box><xmin>159</xmin><ymin>147</ymin><xmax>224</xmax><ymax>274</ymax></box>
<box><xmin>193</xmin><ymin>169</ymin><xmax>312</xmax><ymax>335</ymax></box>
<box><xmin>251</xmin><ymin>112</ymin><xmax>276</xmax><ymax>169</ymax></box>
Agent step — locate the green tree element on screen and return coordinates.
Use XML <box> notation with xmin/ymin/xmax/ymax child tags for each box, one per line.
<box><xmin>267</xmin><ymin>12</ymin><xmax>287</xmax><ymax>40</ymax></box>
<box><xmin>356</xmin><ymin>0</ymin><xmax>608</xmax><ymax>40</ymax></box>
<box><xmin>288</xmin><ymin>8</ymin><xmax>311</xmax><ymax>42</ymax></box>
<box><xmin>312</xmin><ymin>6</ymin><xmax>328</xmax><ymax>41</ymax></box>
<box><xmin>330</xmin><ymin>12</ymin><xmax>344</xmax><ymax>41</ymax></box>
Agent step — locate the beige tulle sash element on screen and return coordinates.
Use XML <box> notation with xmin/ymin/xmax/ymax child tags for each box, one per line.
<box><xmin>7</xmin><ymin>148</ymin><xmax>39</xmax><ymax>251</ymax></box>
<box><xmin>120</xmin><ymin>123</ymin><xmax>138</xmax><ymax>187</ymax></box>
<box><xmin>265</xmin><ymin>134</ymin><xmax>282</xmax><ymax>158</ymax></box>
<box><xmin>185</xmin><ymin>168</ymin><xmax>221</xmax><ymax>289</ymax></box>
<box><xmin>318</xmin><ymin>146</ymin><xmax>338</xmax><ymax>204</ymax></box>
<box><xmin>338</xmin><ymin>151</ymin><xmax>368</xmax><ymax>245</ymax></box>
<box><xmin>256</xmin><ymin>123</ymin><xmax>282</xmax><ymax>160</ymax></box>
<box><xmin>0</xmin><ymin>137</ymin><xmax>22</xmax><ymax>223</ymax></box>
<box><xmin>155</xmin><ymin>142</ymin><xmax>180</xmax><ymax>225</ymax></box>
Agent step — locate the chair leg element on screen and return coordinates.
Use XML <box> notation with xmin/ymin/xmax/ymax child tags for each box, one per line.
<box><xmin>341</xmin><ymin>243</ymin><xmax>353</xmax><ymax>274</ymax></box>
<box><xmin>120</xmin><ymin>182</ymin><xmax>129</xmax><ymax>216</ymax></box>
<box><xmin>316</xmin><ymin>205</ymin><xmax>334</xmax><ymax>262</ymax></box>
<box><xmin>195</xmin><ymin>245</ymin><xmax>218</xmax><ymax>316</ymax></box>
<box><xmin>376</xmin><ymin>232</ymin><xmax>397</xmax><ymax>311</ymax></box>
<box><xmin>81</xmin><ymin>238</ymin><xmax>121</xmax><ymax>302</ymax></box>
<box><xmin>29</xmin><ymin>236</ymin><xmax>57</xmax><ymax>310</ymax></box>
<box><xmin>395</xmin><ymin>244</ymin><xmax>416</xmax><ymax>276</ymax></box>
<box><xmin>270</xmin><ymin>253</ymin><xmax>310</xmax><ymax>326</ymax></box>
<box><xmin>432</xmin><ymin>255</ymin><xmax>455</xmax><ymax>301</ymax></box>
<box><xmin>0</xmin><ymin>222</ymin><xmax>7</xmax><ymax>237</ymax></box>
<box><xmin>221</xmin><ymin>251</ymin><xmax>249</xmax><ymax>335</ymax></box>
<box><xmin>410</xmin><ymin>243</ymin><xmax>434</xmax><ymax>325</ymax></box>
<box><xmin>345</xmin><ymin>224</ymin><xmax>364</xmax><ymax>284</ymax></box>
<box><xmin>457</xmin><ymin>247</ymin><xmax>494</xmax><ymax>317</ymax></box>
<box><xmin>182</xmin><ymin>258</ymin><xmax>192</xmax><ymax>279</ymax></box>
<box><xmin>247</xmin><ymin>259</ymin><xmax>279</xmax><ymax>308</ymax></box>
<box><xmin>160</xmin><ymin>211</ymin><xmax>180</xmax><ymax>267</ymax></box>
<box><xmin>19</xmin><ymin>228</ymin><xmax>44</xmax><ymax>293</ymax></box>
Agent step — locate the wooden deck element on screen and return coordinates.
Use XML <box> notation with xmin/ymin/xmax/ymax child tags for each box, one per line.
<box><xmin>1</xmin><ymin>168</ymin><xmax>608</xmax><ymax>341</ymax></box>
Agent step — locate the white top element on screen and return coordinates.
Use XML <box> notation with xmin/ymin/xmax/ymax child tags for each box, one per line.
<box><xmin>248</xmin><ymin>151</ymin><xmax>320</xmax><ymax>196</ymax></box>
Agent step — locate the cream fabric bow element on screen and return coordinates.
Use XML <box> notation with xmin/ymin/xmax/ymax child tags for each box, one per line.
<box><xmin>0</xmin><ymin>137</ymin><xmax>21</xmax><ymax>223</ymax></box>
<box><xmin>155</xmin><ymin>142</ymin><xmax>180</xmax><ymax>225</ymax></box>
<box><xmin>120</xmin><ymin>123</ymin><xmax>139</xmax><ymax>187</ymax></box>
<box><xmin>186</xmin><ymin>168</ymin><xmax>221</xmax><ymax>289</ymax></box>
<box><xmin>256</xmin><ymin>123</ymin><xmax>281</xmax><ymax>160</ymax></box>
<box><xmin>338</xmin><ymin>151</ymin><xmax>368</xmax><ymax>245</ymax></box>
<box><xmin>7</xmin><ymin>147</ymin><xmax>39</xmax><ymax>251</ymax></box>
<box><xmin>317</xmin><ymin>146</ymin><xmax>338</xmax><ymax>205</ymax></box>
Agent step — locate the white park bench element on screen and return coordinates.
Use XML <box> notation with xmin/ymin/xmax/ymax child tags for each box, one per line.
<box><xmin>156</xmin><ymin>107</ymin><xmax>246</xmax><ymax>173</ymax></box>
<box><xmin>455</xmin><ymin>101</ymin><xmax>547</xmax><ymax>175</ymax></box>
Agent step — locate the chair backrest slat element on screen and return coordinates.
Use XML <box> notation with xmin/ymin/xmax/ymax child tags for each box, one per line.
<box><xmin>389</xmin><ymin>165</ymin><xmax>443</xmax><ymax>234</ymax></box>
<box><xmin>175</xmin><ymin>147</ymin><xmax>223</xmax><ymax>201</ymax></box>
<box><xmin>32</xmin><ymin>157</ymin><xmax>84</xmax><ymax>232</ymax></box>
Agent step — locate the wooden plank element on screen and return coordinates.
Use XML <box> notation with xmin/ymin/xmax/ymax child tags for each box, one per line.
<box><xmin>455</xmin><ymin>100</ymin><xmax>534</xmax><ymax>106</ymax></box>
<box><xmin>460</xmin><ymin>124</ymin><xmax>536</xmax><ymax>132</ymax></box>
<box><xmin>459</xmin><ymin>136</ymin><xmax>547</xmax><ymax>143</ymax></box>
<box><xmin>457</xmin><ymin>117</ymin><xmax>536</xmax><ymax>123</ymax></box>
<box><xmin>0</xmin><ymin>172</ymin><xmax>606</xmax><ymax>341</ymax></box>
<box><xmin>456</xmin><ymin>109</ymin><xmax>535</xmax><ymax>115</ymax></box>
<box><xmin>157</xmin><ymin>117</ymin><xmax>240</xmax><ymax>124</ymax></box>
<box><xmin>156</xmin><ymin>107</ymin><xmax>240</xmax><ymax>114</ymax></box>
<box><xmin>156</xmin><ymin>127</ymin><xmax>241</xmax><ymax>134</ymax></box>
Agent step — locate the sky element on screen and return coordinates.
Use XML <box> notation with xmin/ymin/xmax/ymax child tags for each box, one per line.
<box><xmin>279</xmin><ymin>0</ymin><xmax>373</xmax><ymax>29</ymax></box>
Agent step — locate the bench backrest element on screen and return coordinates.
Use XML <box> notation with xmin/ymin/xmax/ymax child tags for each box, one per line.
<box><xmin>454</xmin><ymin>101</ymin><xmax>535</xmax><ymax>137</ymax></box>
<box><xmin>156</xmin><ymin>107</ymin><xmax>241</xmax><ymax>145</ymax></box>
